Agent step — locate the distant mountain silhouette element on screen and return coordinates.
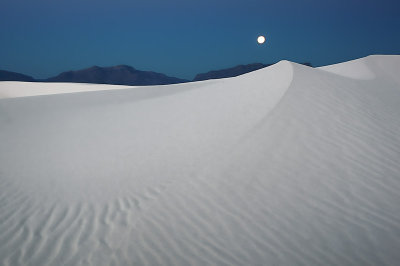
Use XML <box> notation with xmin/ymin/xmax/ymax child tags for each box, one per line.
<box><xmin>0</xmin><ymin>70</ymin><xmax>35</xmax><ymax>82</ymax></box>
<box><xmin>193</xmin><ymin>62</ymin><xmax>312</xmax><ymax>81</ymax></box>
<box><xmin>1</xmin><ymin>62</ymin><xmax>313</xmax><ymax>85</ymax></box>
<box><xmin>46</xmin><ymin>65</ymin><xmax>188</xmax><ymax>85</ymax></box>
<box><xmin>194</xmin><ymin>63</ymin><xmax>271</xmax><ymax>81</ymax></box>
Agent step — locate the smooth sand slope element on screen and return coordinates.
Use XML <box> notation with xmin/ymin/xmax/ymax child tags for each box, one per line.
<box><xmin>0</xmin><ymin>81</ymin><xmax>136</xmax><ymax>99</ymax></box>
<box><xmin>0</xmin><ymin>55</ymin><xmax>400</xmax><ymax>265</ymax></box>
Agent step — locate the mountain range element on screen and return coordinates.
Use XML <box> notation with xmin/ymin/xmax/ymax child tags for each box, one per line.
<box><xmin>193</xmin><ymin>63</ymin><xmax>272</xmax><ymax>81</ymax></box>
<box><xmin>45</xmin><ymin>65</ymin><xmax>188</xmax><ymax>85</ymax></box>
<box><xmin>194</xmin><ymin>62</ymin><xmax>311</xmax><ymax>81</ymax></box>
<box><xmin>0</xmin><ymin>70</ymin><xmax>35</xmax><ymax>82</ymax></box>
<box><xmin>0</xmin><ymin>62</ymin><xmax>312</xmax><ymax>85</ymax></box>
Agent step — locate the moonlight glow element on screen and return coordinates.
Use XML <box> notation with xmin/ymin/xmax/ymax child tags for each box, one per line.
<box><xmin>257</xmin><ymin>35</ymin><xmax>266</xmax><ymax>44</ymax></box>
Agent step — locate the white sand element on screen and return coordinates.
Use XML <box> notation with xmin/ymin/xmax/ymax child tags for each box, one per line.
<box><xmin>0</xmin><ymin>81</ymin><xmax>136</xmax><ymax>99</ymax></box>
<box><xmin>1</xmin><ymin>55</ymin><xmax>400</xmax><ymax>265</ymax></box>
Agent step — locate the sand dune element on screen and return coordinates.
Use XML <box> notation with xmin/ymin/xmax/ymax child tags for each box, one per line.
<box><xmin>1</xmin><ymin>55</ymin><xmax>400</xmax><ymax>265</ymax></box>
<box><xmin>0</xmin><ymin>81</ymin><xmax>134</xmax><ymax>99</ymax></box>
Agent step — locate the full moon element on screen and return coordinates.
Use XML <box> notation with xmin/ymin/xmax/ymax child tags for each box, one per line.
<box><xmin>257</xmin><ymin>35</ymin><xmax>266</xmax><ymax>44</ymax></box>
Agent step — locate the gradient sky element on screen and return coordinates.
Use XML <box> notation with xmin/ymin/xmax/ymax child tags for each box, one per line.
<box><xmin>1</xmin><ymin>0</ymin><xmax>400</xmax><ymax>80</ymax></box>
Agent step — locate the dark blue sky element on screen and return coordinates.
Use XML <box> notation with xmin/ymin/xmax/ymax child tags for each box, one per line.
<box><xmin>1</xmin><ymin>0</ymin><xmax>399</xmax><ymax>80</ymax></box>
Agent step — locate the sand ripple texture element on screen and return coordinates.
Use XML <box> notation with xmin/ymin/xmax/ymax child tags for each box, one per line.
<box><xmin>1</xmin><ymin>55</ymin><xmax>400</xmax><ymax>265</ymax></box>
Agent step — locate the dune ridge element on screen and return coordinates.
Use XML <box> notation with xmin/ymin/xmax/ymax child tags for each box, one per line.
<box><xmin>1</xmin><ymin>56</ymin><xmax>400</xmax><ymax>265</ymax></box>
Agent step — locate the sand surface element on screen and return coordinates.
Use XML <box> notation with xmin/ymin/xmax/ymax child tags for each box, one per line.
<box><xmin>1</xmin><ymin>55</ymin><xmax>400</xmax><ymax>265</ymax></box>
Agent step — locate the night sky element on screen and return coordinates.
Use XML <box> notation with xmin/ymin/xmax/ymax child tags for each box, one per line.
<box><xmin>1</xmin><ymin>0</ymin><xmax>399</xmax><ymax>80</ymax></box>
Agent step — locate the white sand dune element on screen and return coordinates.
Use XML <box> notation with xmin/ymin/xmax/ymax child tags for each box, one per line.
<box><xmin>1</xmin><ymin>55</ymin><xmax>400</xmax><ymax>265</ymax></box>
<box><xmin>0</xmin><ymin>81</ymin><xmax>135</xmax><ymax>99</ymax></box>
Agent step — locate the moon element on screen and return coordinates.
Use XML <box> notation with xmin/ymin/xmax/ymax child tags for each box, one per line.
<box><xmin>257</xmin><ymin>35</ymin><xmax>266</xmax><ymax>44</ymax></box>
